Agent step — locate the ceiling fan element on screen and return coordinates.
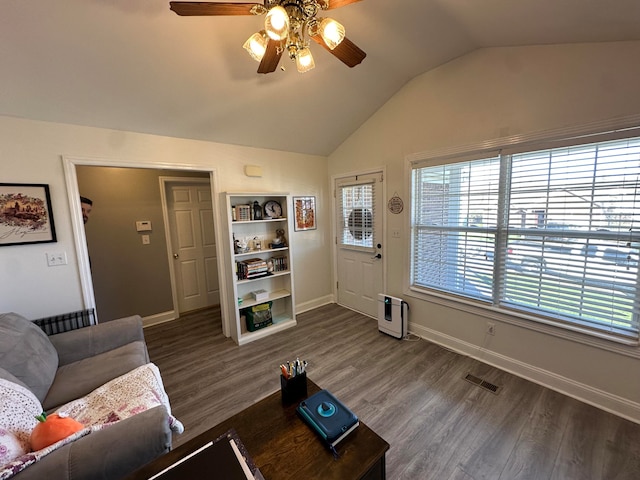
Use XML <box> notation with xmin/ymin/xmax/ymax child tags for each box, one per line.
<box><xmin>169</xmin><ymin>1</ymin><xmax>366</xmax><ymax>74</ymax></box>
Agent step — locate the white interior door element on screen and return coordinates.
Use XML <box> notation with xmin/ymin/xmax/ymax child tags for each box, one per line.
<box><xmin>167</xmin><ymin>182</ymin><xmax>219</xmax><ymax>313</ymax></box>
<box><xmin>335</xmin><ymin>172</ymin><xmax>384</xmax><ymax>317</ymax></box>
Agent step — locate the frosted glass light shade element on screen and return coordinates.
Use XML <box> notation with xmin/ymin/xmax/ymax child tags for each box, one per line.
<box><xmin>319</xmin><ymin>18</ymin><xmax>345</xmax><ymax>50</ymax></box>
<box><xmin>296</xmin><ymin>47</ymin><xmax>315</xmax><ymax>73</ymax></box>
<box><xmin>243</xmin><ymin>31</ymin><xmax>268</xmax><ymax>61</ymax></box>
<box><xmin>265</xmin><ymin>6</ymin><xmax>289</xmax><ymax>41</ymax></box>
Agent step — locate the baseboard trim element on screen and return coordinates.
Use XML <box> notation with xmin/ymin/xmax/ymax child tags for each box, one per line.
<box><xmin>410</xmin><ymin>323</ymin><xmax>640</xmax><ymax>425</ymax></box>
<box><xmin>142</xmin><ymin>310</ymin><xmax>176</xmax><ymax>328</ymax></box>
<box><xmin>296</xmin><ymin>295</ymin><xmax>334</xmax><ymax>315</ymax></box>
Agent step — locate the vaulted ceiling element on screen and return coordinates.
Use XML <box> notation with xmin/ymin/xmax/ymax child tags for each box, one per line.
<box><xmin>2</xmin><ymin>1</ymin><xmax>640</xmax><ymax>156</ymax></box>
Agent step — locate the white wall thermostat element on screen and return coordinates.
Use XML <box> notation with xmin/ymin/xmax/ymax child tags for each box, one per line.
<box><xmin>135</xmin><ymin>220</ymin><xmax>152</xmax><ymax>232</ymax></box>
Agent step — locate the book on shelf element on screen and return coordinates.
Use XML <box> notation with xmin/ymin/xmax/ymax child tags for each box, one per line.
<box><xmin>296</xmin><ymin>390</ymin><xmax>359</xmax><ymax>450</ymax></box>
<box><xmin>234</xmin><ymin>205</ymin><xmax>251</xmax><ymax>222</ymax></box>
<box><xmin>269</xmin><ymin>255</ymin><xmax>288</xmax><ymax>273</ymax></box>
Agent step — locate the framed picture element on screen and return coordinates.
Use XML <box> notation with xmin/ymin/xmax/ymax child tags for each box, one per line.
<box><xmin>0</xmin><ymin>183</ymin><xmax>57</xmax><ymax>246</ymax></box>
<box><xmin>293</xmin><ymin>196</ymin><xmax>317</xmax><ymax>231</ymax></box>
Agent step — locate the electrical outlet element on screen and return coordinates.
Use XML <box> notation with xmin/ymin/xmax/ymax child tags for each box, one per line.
<box><xmin>46</xmin><ymin>252</ymin><xmax>67</xmax><ymax>267</ymax></box>
<box><xmin>487</xmin><ymin>322</ymin><xmax>496</xmax><ymax>336</ymax></box>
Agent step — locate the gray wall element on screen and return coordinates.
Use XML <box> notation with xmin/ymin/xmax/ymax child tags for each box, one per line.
<box><xmin>76</xmin><ymin>166</ymin><xmax>209</xmax><ymax>321</ymax></box>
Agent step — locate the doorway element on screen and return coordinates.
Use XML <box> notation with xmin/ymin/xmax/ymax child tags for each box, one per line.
<box><xmin>64</xmin><ymin>157</ymin><xmax>229</xmax><ymax>334</ymax></box>
<box><xmin>334</xmin><ymin>171</ymin><xmax>385</xmax><ymax>317</ymax></box>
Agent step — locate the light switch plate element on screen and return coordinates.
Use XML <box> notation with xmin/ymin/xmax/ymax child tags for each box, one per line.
<box><xmin>46</xmin><ymin>252</ymin><xmax>67</xmax><ymax>266</ymax></box>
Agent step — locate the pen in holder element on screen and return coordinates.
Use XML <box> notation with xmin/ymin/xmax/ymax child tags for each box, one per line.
<box><xmin>281</xmin><ymin>372</ymin><xmax>307</xmax><ymax>405</ymax></box>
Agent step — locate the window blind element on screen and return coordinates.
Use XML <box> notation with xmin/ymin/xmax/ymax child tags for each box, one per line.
<box><xmin>411</xmin><ymin>135</ymin><xmax>640</xmax><ymax>340</ymax></box>
<box><xmin>411</xmin><ymin>157</ymin><xmax>501</xmax><ymax>300</ymax></box>
<box><xmin>337</xmin><ymin>178</ymin><xmax>376</xmax><ymax>251</ymax></box>
<box><xmin>500</xmin><ymin>138</ymin><xmax>640</xmax><ymax>337</ymax></box>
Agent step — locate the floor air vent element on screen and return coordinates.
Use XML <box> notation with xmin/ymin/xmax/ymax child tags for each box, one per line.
<box><xmin>464</xmin><ymin>373</ymin><xmax>501</xmax><ymax>395</ymax></box>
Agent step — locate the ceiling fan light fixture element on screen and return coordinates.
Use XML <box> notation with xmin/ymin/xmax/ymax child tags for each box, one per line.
<box><xmin>170</xmin><ymin>0</ymin><xmax>366</xmax><ymax>74</ymax></box>
<box><xmin>318</xmin><ymin>17</ymin><xmax>345</xmax><ymax>50</ymax></box>
<box><xmin>295</xmin><ymin>47</ymin><xmax>315</xmax><ymax>73</ymax></box>
<box><xmin>243</xmin><ymin>30</ymin><xmax>268</xmax><ymax>61</ymax></box>
<box><xmin>265</xmin><ymin>6</ymin><xmax>290</xmax><ymax>41</ymax></box>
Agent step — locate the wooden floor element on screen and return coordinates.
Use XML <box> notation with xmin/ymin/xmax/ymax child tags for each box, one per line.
<box><xmin>144</xmin><ymin>304</ymin><xmax>640</xmax><ymax>480</ymax></box>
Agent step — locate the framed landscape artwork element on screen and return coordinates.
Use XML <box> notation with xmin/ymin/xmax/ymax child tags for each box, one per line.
<box><xmin>0</xmin><ymin>183</ymin><xmax>57</xmax><ymax>246</ymax></box>
<box><xmin>293</xmin><ymin>196</ymin><xmax>317</xmax><ymax>231</ymax></box>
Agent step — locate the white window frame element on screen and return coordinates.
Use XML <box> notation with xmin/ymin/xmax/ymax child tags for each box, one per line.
<box><xmin>407</xmin><ymin>118</ymin><xmax>640</xmax><ymax>349</ymax></box>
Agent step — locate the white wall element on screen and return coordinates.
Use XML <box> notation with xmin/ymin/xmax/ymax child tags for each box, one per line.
<box><xmin>328</xmin><ymin>41</ymin><xmax>640</xmax><ymax>421</ymax></box>
<box><xmin>0</xmin><ymin>117</ymin><xmax>332</xmax><ymax>321</ymax></box>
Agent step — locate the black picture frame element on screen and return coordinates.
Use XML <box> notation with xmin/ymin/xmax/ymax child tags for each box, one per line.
<box><xmin>0</xmin><ymin>183</ymin><xmax>57</xmax><ymax>246</ymax></box>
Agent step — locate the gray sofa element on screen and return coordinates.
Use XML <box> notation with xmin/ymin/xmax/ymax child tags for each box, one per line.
<box><xmin>0</xmin><ymin>312</ymin><xmax>172</xmax><ymax>480</ymax></box>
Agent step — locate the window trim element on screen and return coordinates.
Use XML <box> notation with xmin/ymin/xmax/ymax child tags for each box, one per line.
<box><xmin>408</xmin><ymin>115</ymin><xmax>640</xmax><ymax>168</ymax></box>
<box><xmin>406</xmin><ymin>115</ymin><xmax>640</xmax><ymax>350</ymax></box>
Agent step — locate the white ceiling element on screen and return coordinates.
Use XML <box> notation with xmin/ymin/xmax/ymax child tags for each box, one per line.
<box><xmin>1</xmin><ymin>0</ymin><xmax>640</xmax><ymax>156</ymax></box>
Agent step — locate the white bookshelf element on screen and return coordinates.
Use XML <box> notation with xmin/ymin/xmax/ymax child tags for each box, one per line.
<box><xmin>223</xmin><ymin>192</ymin><xmax>296</xmax><ymax>345</ymax></box>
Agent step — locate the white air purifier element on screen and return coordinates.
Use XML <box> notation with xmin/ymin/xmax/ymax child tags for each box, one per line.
<box><xmin>377</xmin><ymin>294</ymin><xmax>408</xmax><ymax>339</ymax></box>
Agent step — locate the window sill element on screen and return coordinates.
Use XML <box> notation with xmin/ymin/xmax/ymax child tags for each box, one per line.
<box><xmin>407</xmin><ymin>286</ymin><xmax>640</xmax><ymax>358</ymax></box>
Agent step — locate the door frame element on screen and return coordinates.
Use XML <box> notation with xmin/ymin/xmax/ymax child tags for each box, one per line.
<box><xmin>159</xmin><ymin>176</ymin><xmax>219</xmax><ymax>320</ymax></box>
<box><xmin>62</xmin><ymin>156</ymin><xmax>230</xmax><ymax>335</ymax></box>
<box><xmin>331</xmin><ymin>166</ymin><xmax>387</xmax><ymax>317</ymax></box>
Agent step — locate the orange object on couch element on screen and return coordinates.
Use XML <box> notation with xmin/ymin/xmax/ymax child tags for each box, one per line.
<box><xmin>30</xmin><ymin>413</ymin><xmax>84</xmax><ymax>451</ymax></box>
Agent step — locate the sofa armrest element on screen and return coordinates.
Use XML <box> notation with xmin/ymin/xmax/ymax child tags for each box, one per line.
<box><xmin>13</xmin><ymin>405</ymin><xmax>172</xmax><ymax>480</ymax></box>
<box><xmin>49</xmin><ymin>315</ymin><xmax>149</xmax><ymax>366</ymax></box>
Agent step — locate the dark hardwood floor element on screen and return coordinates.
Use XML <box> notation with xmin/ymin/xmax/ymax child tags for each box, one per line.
<box><xmin>144</xmin><ymin>304</ymin><xmax>640</xmax><ymax>479</ymax></box>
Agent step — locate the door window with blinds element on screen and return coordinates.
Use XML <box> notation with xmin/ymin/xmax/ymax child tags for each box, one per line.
<box><xmin>411</xmin><ymin>135</ymin><xmax>640</xmax><ymax>341</ymax></box>
<box><xmin>337</xmin><ymin>177</ymin><xmax>377</xmax><ymax>251</ymax></box>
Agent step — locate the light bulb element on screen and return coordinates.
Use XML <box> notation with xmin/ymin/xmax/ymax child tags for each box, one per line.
<box><xmin>243</xmin><ymin>31</ymin><xmax>268</xmax><ymax>62</ymax></box>
<box><xmin>319</xmin><ymin>18</ymin><xmax>345</xmax><ymax>50</ymax></box>
<box><xmin>296</xmin><ymin>47</ymin><xmax>315</xmax><ymax>73</ymax></box>
<box><xmin>265</xmin><ymin>6</ymin><xmax>289</xmax><ymax>41</ymax></box>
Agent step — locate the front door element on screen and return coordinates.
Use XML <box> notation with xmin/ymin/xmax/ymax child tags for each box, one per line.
<box><xmin>167</xmin><ymin>181</ymin><xmax>219</xmax><ymax>313</ymax></box>
<box><xmin>335</xmin><ymin>172</ymin><xmax>384</xmax><ymax>317</ymax></box>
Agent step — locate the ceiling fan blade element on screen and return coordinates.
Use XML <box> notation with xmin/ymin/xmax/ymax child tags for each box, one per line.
<box><xmin>169</xmin><ymin>2</ymin><xmax>262</xmax><ymax>16</ymax></box>
<box><xmin>258</xmin><ymin>40</ymin><xmax>284</xmax><ymax>74</ymax></box>
<box><xmin>325</xmin><ymin>0</ymin><xmax>363</xmax><ymax>10</ymax></box>
<box><xmin>311</xmin><ymin>35</ymin><xmax>366</xmax><ymax>68</ymax></box>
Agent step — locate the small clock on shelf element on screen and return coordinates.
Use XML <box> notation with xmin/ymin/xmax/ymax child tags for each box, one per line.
<box><xmin>263</xmin><ymin>200</ymin><xmax>282</xmax><ymax>219</ymax></box>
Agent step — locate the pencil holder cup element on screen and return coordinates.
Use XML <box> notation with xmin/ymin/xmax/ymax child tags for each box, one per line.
<box><xmin>281</xmin><ymin>372</ymin><xmax>307</xmax><ymax>405</ymax></box>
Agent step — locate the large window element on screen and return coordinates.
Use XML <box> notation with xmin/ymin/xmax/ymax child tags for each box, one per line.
<box><xmin>411</xmin><ymin>136</ymin><xmax>640</xmax><ymax>341</ymax></box>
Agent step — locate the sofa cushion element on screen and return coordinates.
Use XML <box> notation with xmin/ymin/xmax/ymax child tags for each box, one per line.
<box><xmin>0</xmin><ymin>368</ymin><xmax>28</xmax><ymax>391</ymax></box>
<box><xmin>55</xmin><ymin>363</ymin><xmax>183</xmax><ymax>434</ymax></box>
<box><xmin>0</xmin><ymin>313</ymin><xmax>58</xmax><ymax>403</ymax></box>
<box><xmin>42</xmin><ymin>341</ymin><xmax>148</xmax><ymax>411</ymax></box>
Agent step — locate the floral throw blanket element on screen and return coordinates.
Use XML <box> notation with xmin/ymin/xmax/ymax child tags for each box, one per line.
<box><xmin>0</xmin><ymin>363</ymin><xmax>183</xmax><ymax>480</ymax></box>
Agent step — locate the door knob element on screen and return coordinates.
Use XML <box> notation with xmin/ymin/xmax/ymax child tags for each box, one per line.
<box><xmin>173</xmin><ymin>253</ymin><xmax>179</xmax><ymax>259</ymax></box>
<box><xmin>372</xmin><ymin>253</ymin><xmax>382</xmax><ymax>259</ymax></box>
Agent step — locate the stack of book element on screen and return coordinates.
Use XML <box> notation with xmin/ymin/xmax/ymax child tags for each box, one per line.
<box><xmin>236</xmin><ymin>258</ymin><xmax>268</xmax><ymax>280</ymax></box>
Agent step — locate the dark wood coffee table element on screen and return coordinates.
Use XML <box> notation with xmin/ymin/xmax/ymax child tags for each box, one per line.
<box><xmin>127</xmin><ymin>379</ymin><xmax>389</xmax><ymax>480</ymax></box>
